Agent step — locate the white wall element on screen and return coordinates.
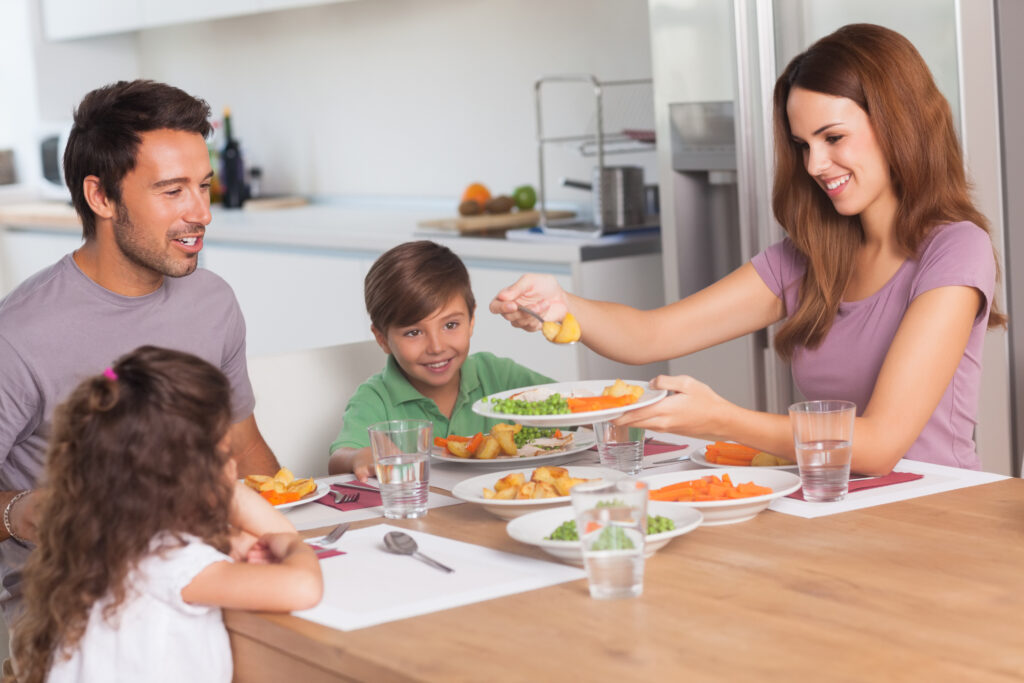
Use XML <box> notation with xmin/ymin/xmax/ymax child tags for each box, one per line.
<box><xmin>133</xmin><ymin>0</ymin><xmax>656</xmax><ymax>202</ymax></box>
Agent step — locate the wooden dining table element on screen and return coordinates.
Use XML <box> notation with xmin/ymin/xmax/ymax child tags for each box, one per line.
<box><xmin>225</xmin><ymin>477</ymin><xmax>1024</xmax><ymax>682</ymax></box>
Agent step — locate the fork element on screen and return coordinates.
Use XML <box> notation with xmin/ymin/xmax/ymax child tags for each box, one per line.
<box><xmin>331</xmin><ymin>491</ymin><xmax>360</xmax><ymax>505</ymax></box>
<box><xmin>322</xmin><ymin>522</ymin><xmax>351</xmax><ymax>545</ymax></box>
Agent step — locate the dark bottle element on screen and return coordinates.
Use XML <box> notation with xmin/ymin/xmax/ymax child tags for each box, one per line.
<box><xmin>220</xmin><ymin>107</ymin><xmax>245</xmax><ymax>208</ymax></box>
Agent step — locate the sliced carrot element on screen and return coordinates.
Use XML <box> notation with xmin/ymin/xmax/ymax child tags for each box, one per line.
<box><xmin>446</xmin><ymin>434</ymin><xmax>471</xmax><ymax>443</ymax></box>
<box><xmin>261</xmin><ymin>490</ymin><xmax>301</xmax><ymax>505</ymax></box>
<box><xmin>554</xmin><ymin>429</ymin><xmax>563</xmax><ymax>438</ymax></box>
<box><xmin>433</xmin><ymin>436</ymin><xmax>448</xmax><ymax>448</ymax></box>
<box><xmin>466</xmin><ymin>432</ymin><xmax>483</xmax><ymax>455</ymax></box>
<box><xmin>567</xmin><ymin>395</ymin><xmax>638</xmax><ymax>413</ymax></box>
<box><xmin>650</xmin><ymin>473</ymin><xmax>772</xmax><ymax>502</ymax></box>
<box><xmin>708</xmin><ymin>441</ymin><xmax>759</xmax><ymax>461</ymax></box>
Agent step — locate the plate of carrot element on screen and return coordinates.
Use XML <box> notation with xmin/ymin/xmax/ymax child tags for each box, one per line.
<box><xmin>640</xmin><ymin>468</ymin><xmax>801</xmax><ymax>525</ymax></box>
<box><xmin>691</xmin><ymin>441</ymin><xmax>798</xmax><ymax>470</ymax></box>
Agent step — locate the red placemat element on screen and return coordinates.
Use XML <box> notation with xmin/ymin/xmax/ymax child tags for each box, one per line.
<box><xmin>314</xmin><ymin>483</ymin><xmax>384</xmax><ymax>511</ymax></box>
<box><xmin>787</xmin><ymin>471</ymin><xmax>923</xmax><ymax>501</ymax></box>
<box><xmin>307</xmin><ymin>544</ymin><xmax>346</xmax><ymax>560</ymax></box>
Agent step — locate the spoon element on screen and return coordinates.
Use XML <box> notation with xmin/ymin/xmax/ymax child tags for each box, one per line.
<box><xmin>383</xmin><ymin>531</ymin><xmax>454</xmax><ymax>573</ymax></box>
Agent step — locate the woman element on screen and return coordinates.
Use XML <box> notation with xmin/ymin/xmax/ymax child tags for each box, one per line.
<box><xmin>490</xmin><ymin>24</ymin><xmax>1003</xmax><ymax>476</ymax></box>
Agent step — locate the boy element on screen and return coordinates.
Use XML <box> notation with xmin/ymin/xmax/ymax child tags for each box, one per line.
<box><xmin>328</xmin><ymin>241</ymin><xmax>552</xmax><ymax>480</ymax></box>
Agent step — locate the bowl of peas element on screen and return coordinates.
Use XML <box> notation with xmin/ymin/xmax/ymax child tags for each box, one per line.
<box><xmin>505</xmin><ymin>501</ymin><xmax>704</xmax><ymax>566</ymax></box>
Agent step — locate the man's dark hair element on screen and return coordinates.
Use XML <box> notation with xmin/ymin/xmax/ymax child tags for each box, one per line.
<box><xmin>64</xmin><ymin>80</ymin><xmax>212</xmax><ymax>239</ymax></box>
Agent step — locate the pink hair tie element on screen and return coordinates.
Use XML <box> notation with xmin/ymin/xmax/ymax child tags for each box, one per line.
<box><xmin>103</xmin><ymin>367</ymin><xmax>118</xmax><ymax>381</ymax></box>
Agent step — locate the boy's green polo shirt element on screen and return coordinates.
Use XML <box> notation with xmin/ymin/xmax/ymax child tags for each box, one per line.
<box><xmin>330</xmin><ymin>352</ymin><xmax>553</xmax><ymax>451</ymax></box>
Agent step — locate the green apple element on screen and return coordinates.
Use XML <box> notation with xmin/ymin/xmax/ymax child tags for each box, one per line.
<box><xmin>512</xmin><ymin>185</ymin><xmax>537</xmax><ymax>210</ymax></box>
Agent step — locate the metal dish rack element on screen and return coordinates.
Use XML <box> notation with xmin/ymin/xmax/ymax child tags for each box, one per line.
<box><xmin>534</xmin><ymin>74</ymin><xmax>655</xmax><ymax>230</ymax></box>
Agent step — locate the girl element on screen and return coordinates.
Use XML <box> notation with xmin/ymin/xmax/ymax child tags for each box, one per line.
<box><xmin>490</xmin><ymin>24</ymin><xmax>1003</xmax><ymax>476</ymax></box>
<box><xmin>12</xmin><ymin>346</ymin><xmax>323</xmax><ymax>682</ymax></box>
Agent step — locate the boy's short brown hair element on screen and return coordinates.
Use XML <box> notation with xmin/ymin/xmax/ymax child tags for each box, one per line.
<box><xmin>364</xmin><ymin>241</ymin><xmax>476</xmax><ymax>333</ymax></box>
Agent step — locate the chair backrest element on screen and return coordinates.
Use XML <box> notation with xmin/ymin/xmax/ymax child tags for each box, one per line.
<box><xmin>247</xmin><ymin>340</ymin><xmax>382</xmax><ymax>478</ymax></box>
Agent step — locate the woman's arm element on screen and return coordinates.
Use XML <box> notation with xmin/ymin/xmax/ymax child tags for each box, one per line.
<box><xmin>490</xmin><ymin>264</ymin><xmax>785</xmax><ymax>365</ymax></box>
<box><xmin>182</xmin><ymin>532</ymin><xmax>323</xmax><ymax>611</ymax></box>
<box><xmin>618</xmin><ymin>285</ymin><xmax>983</xmax><ymax>476</ymax></box>
<box><xmin>328</xmin><ymin>446</ymin><xmax>374</xmax><ymax>480</ymax></box>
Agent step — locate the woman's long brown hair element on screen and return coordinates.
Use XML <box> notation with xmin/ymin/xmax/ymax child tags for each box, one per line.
<box><xmin>771</xmin><ymin>23</ymin><xmax>1004</xmax><ymax>358</ymax></box>
<box><xmin>12</xmin><ymin>346</ymin><xmax>236</xmax><ymax>682</ymax></box>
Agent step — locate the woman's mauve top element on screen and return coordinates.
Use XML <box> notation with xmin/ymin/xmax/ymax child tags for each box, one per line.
<box><xmin>751</xmin><ymin>221</ymin><xmax>996</xmax><ymax>469</ymax></box>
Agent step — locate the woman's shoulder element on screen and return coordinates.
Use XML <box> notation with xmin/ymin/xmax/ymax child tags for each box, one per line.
<box><xmin>751</xmin><ymin>237</ymin><xmax>806</xmax><ymax>297</ymax></box>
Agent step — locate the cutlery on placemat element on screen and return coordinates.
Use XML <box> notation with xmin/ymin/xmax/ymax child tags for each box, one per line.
<box><xmin>383</xmin><ymin>531</ymin><xmax>454</xmax><ymax>573</ymax></box>
<box><xmin>332</xmin><ymin>480</ymin><xmax>380</xmax><ymax>493</ymax></box>
<box><xmin>322</xmin><ymin>522</ymin><xmax>351</xmax><ymax>545</ymax></box>
<box><xmin>331</xmin><ymin>491</ymin><xmax>360</xmax><ymax>504</ymax></box>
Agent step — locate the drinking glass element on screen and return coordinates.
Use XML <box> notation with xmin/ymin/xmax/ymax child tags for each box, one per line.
<box><xmin>593</xmin><ymin>422</ymin><xmax>645</xmax><ymax>475</ymax></box>
<box><xmin>570</xmin><ymin>479</ymin><xmax>648</xmax><ymax>599</ymax></box>
<box><xmin>367</xmin><ymin>419</ymin><xmax>432</xmax><ymax>519</ymax></box>
<box><xmin>788</xmin><ymin>400</ymin><xmax>856</xmax><ymax>502</ymax></box>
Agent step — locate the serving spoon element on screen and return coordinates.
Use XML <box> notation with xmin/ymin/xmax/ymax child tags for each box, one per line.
<box><xmin>383</xmin><ymin>531</ymin><xmax>454</xmax><ymax>573</ymax></box>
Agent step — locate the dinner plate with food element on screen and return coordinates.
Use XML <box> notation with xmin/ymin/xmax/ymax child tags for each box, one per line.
<box><xmin>431</xmin><ymin>424</ymin><xmax>596</xmax><ymax>465</ymax></box>
<box><xmin>472</xmin><ymin>379</ymin><xmax>666</xmax><ymax>427</ymax></box>
<box><xmin>690</xmin><ymin>441</ymin><xmax>798</xmax><ymax>471</ymax></box>
<box><xmin>243</xmin><ymin>468</ymin><xmax>329</xmax><ymax>510</ymax></box>
<box><xmin>505</xmin><ymin>501</ymin><xmax>704</xmax><ymax>566</ymax></box>
<box><xmin>639</xmin><ymin>467</ymin><xmax>802</xmax><ymax>525</ymax></box>
<box><xmin>450</xmin><ymin>465</ymin><xmax>625</xmax><ymax>520</ymax></box>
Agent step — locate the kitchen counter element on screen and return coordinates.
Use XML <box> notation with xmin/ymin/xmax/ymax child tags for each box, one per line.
<box><xmin>0</xmin><ymin>199</ymin><xmax>661</xmax><ymax>264</ymax></box>
<box><xmin>0</xmin><ymin>199</ymin><xmax>668</xmax><ymax>382</ymax></box>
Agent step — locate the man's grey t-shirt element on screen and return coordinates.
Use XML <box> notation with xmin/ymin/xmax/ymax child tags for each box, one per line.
<box><xmin>0</xmin><ymin>253</ymin><xmax>256</xmax><ymax>619</ymax></box>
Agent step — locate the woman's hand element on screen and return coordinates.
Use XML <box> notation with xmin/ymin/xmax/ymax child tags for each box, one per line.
<box><xmin>615</xmin><ymin>375</ymin><xmax>733</xmax><ymax>439</ymax></box>
<box><xmin>489</xmin><ymin>274</ymin><xmax>571</xmax><ymax>331</ymax></box>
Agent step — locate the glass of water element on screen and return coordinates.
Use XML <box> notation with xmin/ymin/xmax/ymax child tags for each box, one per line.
<box><xmin>570</xmin><ymin>479</ymin><xmax>648</xmax><ymax>599</ymax></box>
<box><xmin>593</xmin><ymin>422</ymin><xmax>645</xmax><ymax>475</ymax></box>
<box><xmin>788</xmin><ymin>401</ymin><xmax>856</xmax><ymax>502</ymax></box>
<box><xmin>367</xmin><ymin>419</ymin><xmax>432</xmax><ymax>519</ymax></box>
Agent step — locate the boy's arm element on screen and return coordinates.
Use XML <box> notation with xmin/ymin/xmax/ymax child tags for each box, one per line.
<box><xmin>327</xmin><ymin>383</ymin><xmax>388</xmax><ymax>479</ymax></box>
<box><xmin>328</xmin><ymin>446</ymin><xmax>375</xmax><ymax>480</ymax></box>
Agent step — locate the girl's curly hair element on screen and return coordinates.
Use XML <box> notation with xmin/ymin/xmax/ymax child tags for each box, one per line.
<box><xmin>12</xmin><ymin>345</ymin><xmax>235</xmax><ymax>682</ymax></box>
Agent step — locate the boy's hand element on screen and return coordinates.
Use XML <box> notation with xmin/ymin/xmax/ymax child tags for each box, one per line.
<box><xmin>489</xmin><ymin>274</ymin><xmax>570</xmax><ymax>331</ymax></box>
<box><xmin>352</xmin><ymin>449</ymin><xmax>375</xmax><ymax>482</ymax></box>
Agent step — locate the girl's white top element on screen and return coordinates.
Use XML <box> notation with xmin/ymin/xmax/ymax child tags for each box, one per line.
<box><xmin>47</xmin><ymin>534</ymin><xmax>233</xmax><ymax>683</ymax></box>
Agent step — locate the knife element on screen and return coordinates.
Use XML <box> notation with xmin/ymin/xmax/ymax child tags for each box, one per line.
<box><xmin>332</xmin><ymin>480</ymin><xmax>380</xmax><ymax>493</ymax></box>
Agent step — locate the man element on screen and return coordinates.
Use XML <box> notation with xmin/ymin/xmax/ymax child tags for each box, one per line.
<box><xmin>0</xmin><ymin>80</ymin><xmax>280</xmax><ymax>623</ymax></box>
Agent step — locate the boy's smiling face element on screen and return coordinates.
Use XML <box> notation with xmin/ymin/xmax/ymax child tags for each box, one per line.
<box><xmin>373</xmin><ymin>294</ymin><xmax>475</xmax><ymax>399</ymax></box>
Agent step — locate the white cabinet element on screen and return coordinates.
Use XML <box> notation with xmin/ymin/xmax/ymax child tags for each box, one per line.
<box><xmin>42</xmin><ymin>0</ymin><xmax>354</xmax><ymax>41</ymax></box>
<box><xmin>42</xmin><ymin>0</ymin><xmax>141</xmax><ymax>41</ymax></box>
<box><xmin>0</xmin><ymin>229</ymin><xmax>83</xmax><ymax>297</ymax></box>
<box><xmin>200</xmin><ymin>243</ymin><xmax>376</xmax><ymax>356</ymax></box>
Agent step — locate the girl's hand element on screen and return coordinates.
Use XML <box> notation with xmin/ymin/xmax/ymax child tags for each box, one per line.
<box><xmin>229</xmin><ymin>529</ymin><xmax>259</xmax><ymax>562</ymax></box>
<box><xmin>258</xmin><ymin>532</ymin><xmax>305</xmax><ymax>562</ymax></box>
<box><xmin>489</xmin><ymin>274</ymin><xmax>571</xmax><ymax>331</ymax></box>
<box><xmin>615</xmin><ymin>374</ymin><xmax>733</xmax><ymax>439</ymax></box>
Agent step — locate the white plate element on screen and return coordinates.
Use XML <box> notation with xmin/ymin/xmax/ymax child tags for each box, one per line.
<box><xmin>450</xmin><ymin>466</ymin><xmax>626</xmax><ymax>520</ymax></box>
<box><xmin>430</xmin><ymin>432</ymin><xmax>597</xmax><ymax>465</ymax></box>
<box><xmin>471</xmin><ymin>380</ymin><xmax>667</xmax><ymax>427</ymax></box>
<box><xmin>690</xmin><ymin>448</ymin><xmax>798</xmax><ymax>471</ymax></box>
<box><xmin>505</xmin><ymin>502</ymin><xmax>704</xmax><ymax>566</ymax></box>
<box><xmin>639</xmin><ymin>468</ymin><xmax>802</xmax><ymax>525</ymax></box>
<box><xmin>272</xmin><ymin>481</ymin><xmax>331</xmax><ymax>510</ymax></box>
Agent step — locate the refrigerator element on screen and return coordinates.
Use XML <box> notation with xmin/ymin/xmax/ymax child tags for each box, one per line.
<box><xmin>648</xmin><ymin>0</ymin><xmax>1017</xmax><ymax>474</ymax></box>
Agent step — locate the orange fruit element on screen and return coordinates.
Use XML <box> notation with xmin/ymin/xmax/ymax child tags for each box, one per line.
<box><xmin>461</xmin><ymin>183</ymin><xmax>491</xmax><ymax>207</ymax></box>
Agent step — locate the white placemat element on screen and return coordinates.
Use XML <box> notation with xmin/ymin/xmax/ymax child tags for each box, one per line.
<box><xmin>293</xmin><ymin>525</ymin><xmax>585</xmax><ymax>631</ymax></box>
<box><xmin>284</xmin><ymin>475</ymin><xmax>462</xmax><ymax>532</ymax></box>
<box><xmin>769</xmin><ymin>458</ymin><xmax>1008</xmax><ymax>519</ymax></box>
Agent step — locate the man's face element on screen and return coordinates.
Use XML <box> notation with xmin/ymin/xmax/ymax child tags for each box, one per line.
<box><xmin>111</xmin><ymin>129</ymin><xmax>213</xmax><ymax>279</ymax></box>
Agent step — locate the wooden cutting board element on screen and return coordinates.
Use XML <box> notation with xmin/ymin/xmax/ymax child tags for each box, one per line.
<box><xmin>417</xmin><ymin>210</ymin><xmax>575</xmax><ymax>234</ymax></box>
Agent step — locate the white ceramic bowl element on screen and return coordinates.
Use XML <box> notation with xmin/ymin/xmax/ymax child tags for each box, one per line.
<box><xmin>639</xmin><ymin>467</ymin><xmax>802</xmax><ymax>525</ymax></box>
<box><xmin>450</xmin><ymin>466</ymin><xmax>626</xmax><ymax>520</ymax></box>
<box><xmin>505</xmin><ymin>501</ymin><xmax>704</xmax><ymax>566</ymax></box>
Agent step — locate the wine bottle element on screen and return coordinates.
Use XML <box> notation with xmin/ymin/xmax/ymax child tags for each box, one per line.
<box><xmin>220</xmin><ymin>107</ymin><xmax>245</xmax><ymax>208</ymax></box>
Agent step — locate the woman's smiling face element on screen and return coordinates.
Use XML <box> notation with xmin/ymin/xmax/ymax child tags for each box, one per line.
<box><xmin>786</xmin><ymin>86</ymin><xmax>898</xmax><ymax>228</ymax></box>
